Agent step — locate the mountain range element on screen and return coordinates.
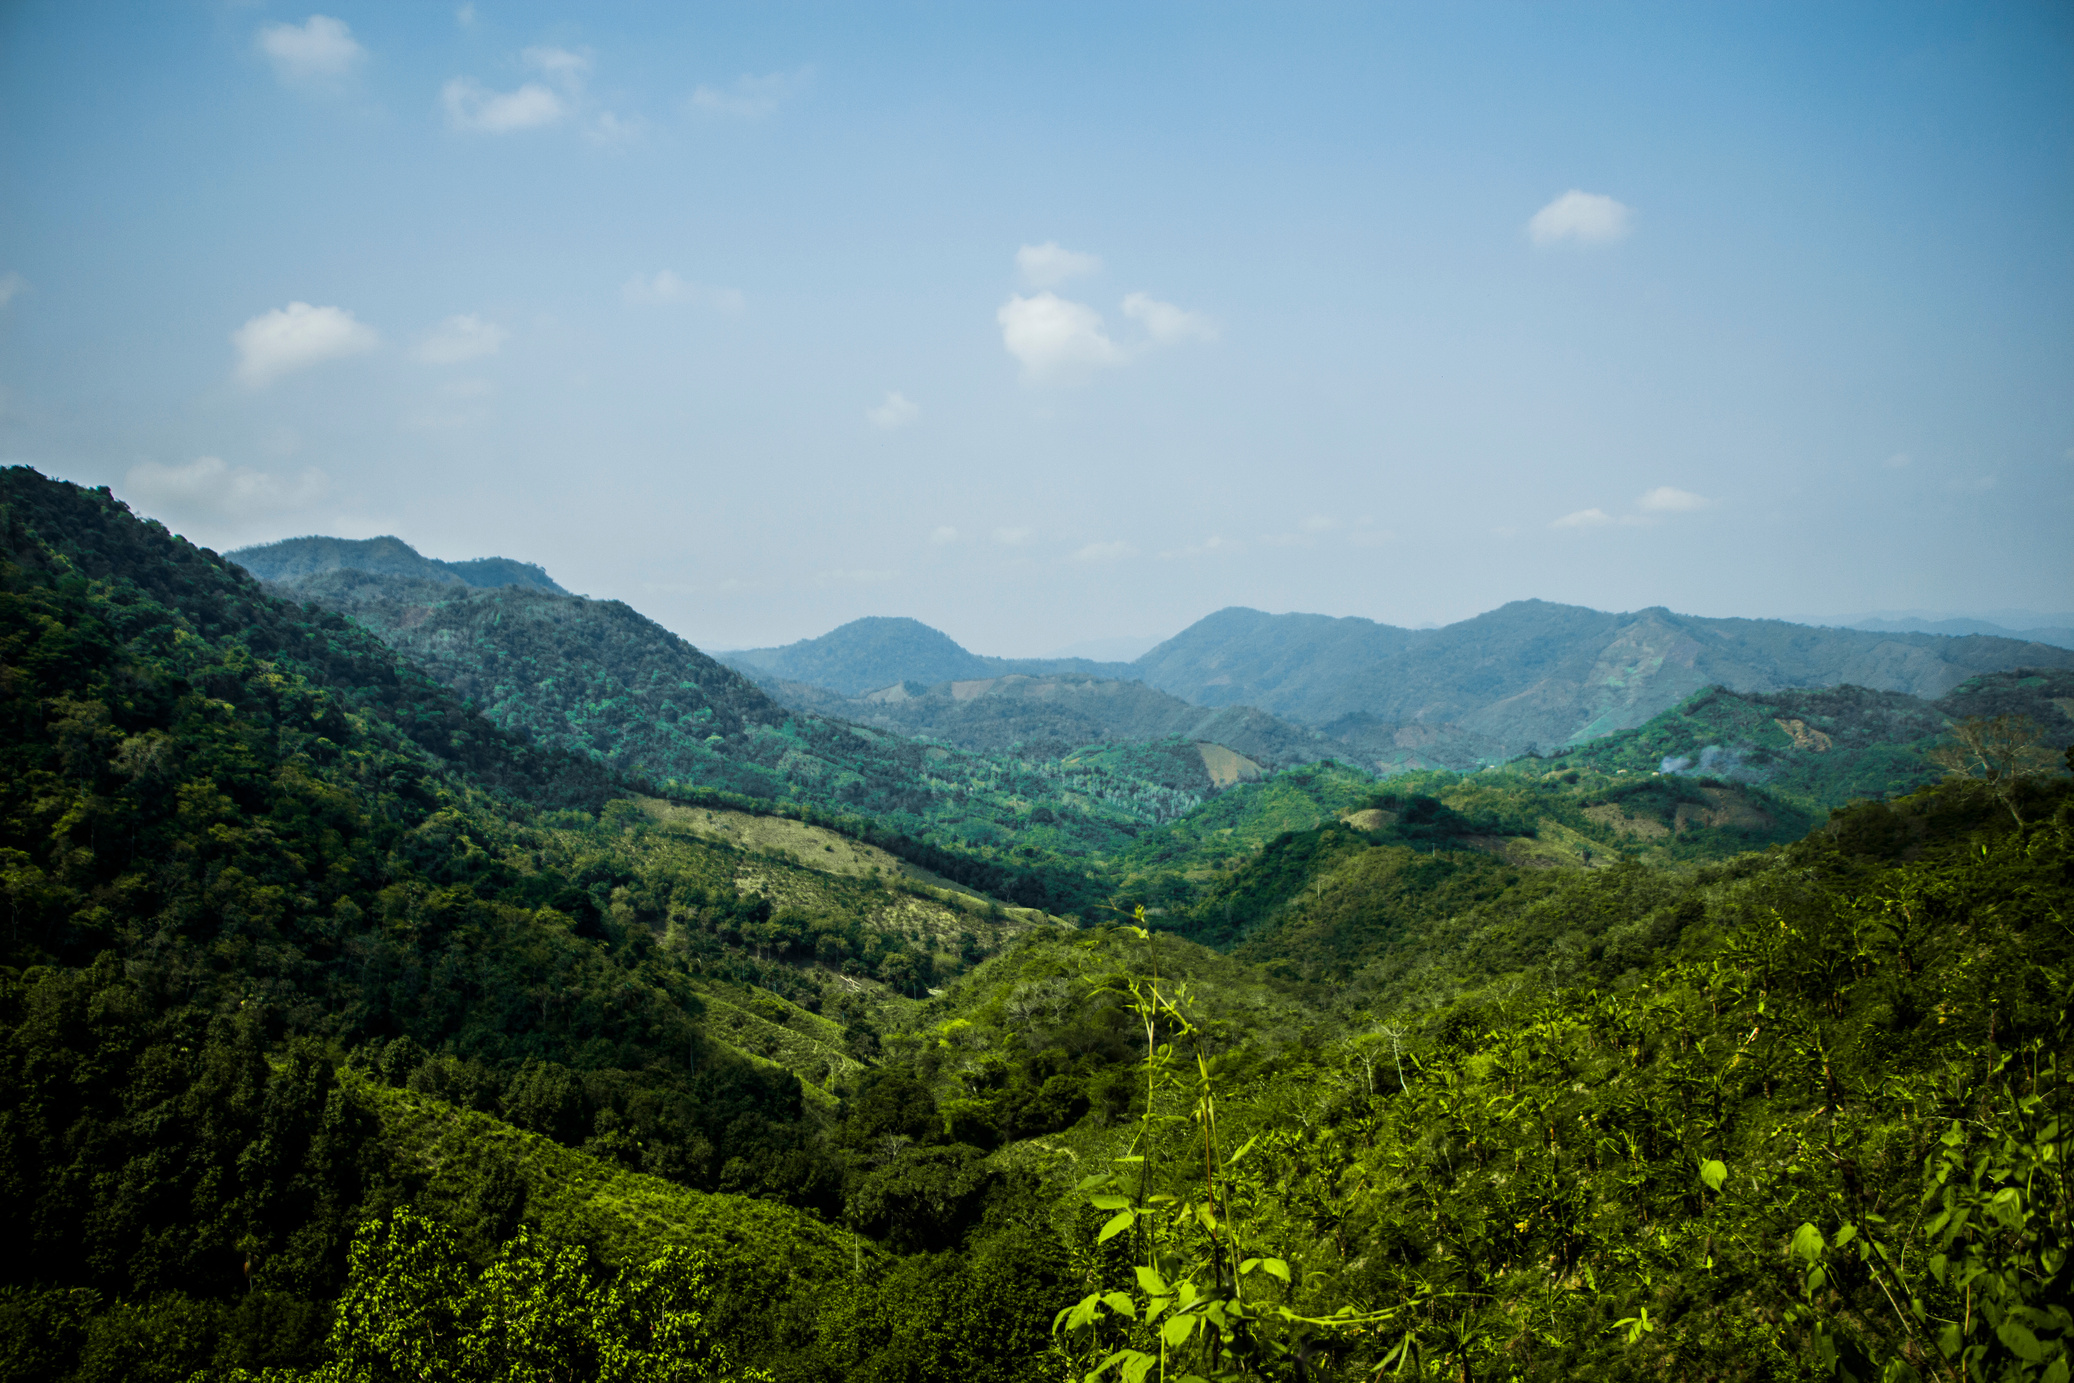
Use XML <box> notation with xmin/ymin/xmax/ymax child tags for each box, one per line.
<box><xmin>727</xmin><ymin>600</ymin><xmax>2074</xmax><ymax>767</ymax></box>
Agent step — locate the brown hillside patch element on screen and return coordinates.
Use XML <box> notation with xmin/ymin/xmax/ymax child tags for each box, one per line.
<box><xmin>1196</xmin><ymin>742</ymin><xmax>1264</xmax><ymax>788</ymax></box>
<box><xmin>1774</xmin><ymin>717</ymin><xmax>1833</xmax><ymax>751</ymax></box>
<box><xmin>1584</xmin><ymin>803</ymin><xmax>1669</xmax><ymax>839</ymax></box>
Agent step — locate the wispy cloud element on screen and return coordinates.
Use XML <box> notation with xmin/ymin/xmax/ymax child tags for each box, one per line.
<box><xmin>1637</xmin><ymin>486</ymin><xmax>1712</xmax><ymax>513</ymax></box>
<box><xmin>521</xmin><ymin>45</ymin><xmax>590</xmax><ymax>84</ymax></box>
<box><xmin>992</xmin><ymin>526</ymin><xmax>1035</xmax><ymax>547</ymax></box>
<box><xmin>688</xmin><ymin>68</ymin><xmax>811</xmax><ymax>118</ymax></box>
<box><xmin>258</xmin><ymin>15</ymin><xmax>366</xmax><ymax>88</ymax></box>
<box><xmin>443</xmin><ymin>46</ymin><xmax>590</xmax><ymax>133</ymax></box>
<box><xmin>412</xmin><ymin>314</ymin><xmax>505</xmax><ymax>365</ymax></box>
<box><xmin>622</xmin><ymin>270</ymin><xmax>744</xmax><ymax>313</ymax></box>
<box><xmin>1123</xmin><ymin>292</ymin><xmax>1218</xmax><ymax>344</ymax></box>
<box><xmin>1528</xmin><ymin>190</ymin><xmax>1633</xmax><ymax>246</ymax></box>
<box><xmin>1017</xmin><ymin>241</ymin><xmax>1101</xmax><ymax>288</ymax></box>
<box><xmin>443</xmin><ymin>77</ymin><xmax>565</xmax><ymax>131</ymax></box>
<box><xmin>232</xmin><ymin>302</ymin><xmax>378</xmax><ymax>387</ymax></box>
<box><xmin>930</xmin><ymin>526</ymin><xmax>959</xmax><ymax>546</ymax></box>
<box><xmin>0</xmin><ymin>272</ymin><xmax>25</xmax><ymax>311</ymax></box>
<box><xmin>1553</xmin><ymin>487</ymin><xmax>1714</xmax><ymax>529</ymax></box>
<box><xmin>866</xmin><ymin>391</ymin><xmax>919</xmax><ymax>429</ymax></box>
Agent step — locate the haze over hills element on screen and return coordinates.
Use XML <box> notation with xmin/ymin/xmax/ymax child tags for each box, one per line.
<box><xmin>1827</xmin><ymin>614</ymin><xmax>2074</xmax><ymax>649</ymax></box>
<box><xmin>736</xmin><ymin>601</ymin><xmax>2074</xmax><ymax>766</ymax></box>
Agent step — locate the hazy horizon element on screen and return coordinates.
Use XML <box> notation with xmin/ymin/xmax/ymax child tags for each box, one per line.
<box><xmin>4</xmin><ymin>2</ymin><xmax>2069</xmax><ymax>655</ymax></box>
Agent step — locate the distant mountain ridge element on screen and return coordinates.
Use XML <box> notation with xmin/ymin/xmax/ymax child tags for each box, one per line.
<box><xmin>1832</xmin><ymin>615</ymin><xmax>2074</xmax><ymax>650</ymax></box>
<box><xmin>735</xmin><ymin>601</ymin><xmax>2074</xmax><ymax>767</ymax></box>
<box><xmin>228</xmin><ymin>534</ymin><xmax>567</xmax><ymax>594</ymax></box>
<box><xmin>720</xmin><ymin>616</ymin><xmax>1132</xmax><ymax>695</ymax></box>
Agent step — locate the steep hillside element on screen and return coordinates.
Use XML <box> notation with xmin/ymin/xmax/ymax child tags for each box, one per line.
<box><xmin>1548</xmin><ymin>670</ymin><xmax>2074</xmax><ymax>813</ymax></box>
<box><xmin>229</xmin><ymin>533</ymin><xmax>567</xmax><ymax>593</ymax></box>
<box><xmin>1136</xmin><ymin>599</ymin><xmax>2074</xmax><ymax>755</ymax></box>
<box><xmin>258</xmin><ymin>569</ymin><xmax>1220</xmax><ymax>914</ymax></box>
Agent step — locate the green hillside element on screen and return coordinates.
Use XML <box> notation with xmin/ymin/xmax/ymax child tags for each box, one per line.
<box><xmin>1544</xmin><ymin>673</ymin><xmax>2074</xmax><ymax>814</ymax></box>
<box><xmin>260</xmin><ymin>569</ymin><xmax>1224</xmax><ymax>915</ymax></box>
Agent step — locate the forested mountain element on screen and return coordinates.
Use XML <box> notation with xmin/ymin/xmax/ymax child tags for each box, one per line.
<box><xmin>720</xmin><ymin>615</ymin><xmax>1130</xmax><ymax>695</ymax></box>
<box><xmin>229</xmin><ymin>534</ymin><xmax>567</xmax><ymax>594</ymax></box>
<box><xmin>5</xmin><ymin>468</ymin><xmax>2068</xmax><ymax>1382</ymax></box>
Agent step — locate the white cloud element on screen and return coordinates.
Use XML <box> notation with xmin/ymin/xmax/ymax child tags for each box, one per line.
<box><xmin>930</xmin><ymin>526</ymin><xmax>959</xmax><ymax>546</ymax></box>
<box><xmin>1884</xmin><ymin>453</ymin><xmax>1911</xmax><ymax>470</ymax></box>
<box><xmin>257</xmin><ymin>15</ymin><xmax>366</xmax><ymax>87</ymax></box>
<box><xmin>1528</xmin><ymin>190</ymin><xmax>1633</xmax><ymax>246</ymax></box>
<box><xmin>122</xmin><ymin>456</ymin><xmax>330</xmax><ymax>540</ymax></box>
<box><xmin>1017</xmin><ymin>242</ymin><xmax>1101</xmax><ymax>288</ymax></box>
<box><xmin>0</xmin><ymin>272</ymin><xmax>25</xmax><ymax>310</ymax></box>
<box><xmin>1637</xmin><ymin>486</ymin><xmax>1713</xmax><ymax>513</ymax></box>
<box><xmin>456</xmin><ymin>4</ymin><xmax>478</xmax><ymax>27</ymax></box>
<box><xmin>1072</xmin><ymin>540</ymin><xmax>1138</xmax><ymax>564</ymax></box>
<box><xmin>997</xmin><ymin>293</ymin><xmax>1127</xmax><ymax>384</ymax></box>
<box><xmin>867</xmin><ymin>391</ymin><xmax>919</xmax><ymax>429</ymax></box>
<box><xmin>1301</xmin><ymin>514</ymin><xmax>1337</xmax><ymax>532</ymax></box>
<box><xmin>231</xmin><ymin>301</ymin><xmax>378</xmax><ymax>387</ymax></box>
<box><xmin>412</xmin><ymin>314</ymin><xmax>505</xmax><ymax>365</ymax></box>
<box><xmin>992</xmin><ymin>526</ymin><xmax>1035</xmax><ymax>546</ymax></box>
<box><xmin>621</xmin><ymin>270</ymin><xmax>744</xmax><ymax>313</ymax></box>
<box><xmin>1551</xmin><ymin>507</ymin><xmax>1616</xmax><ymax>529</ymax></box>
<box><xmin>1122</xmin><ymin>292</ymin><xmax>1217</xmax><ymax>344</ymax></box>
<box><xmin>689</xmin><ymin>68</ymin><xmax>811</xmax><ymax>118</ymax></box>
<box><xmin>442</xmin><ymin>78</ymin><xmax>565</xmax><ymax>132</ymax></box>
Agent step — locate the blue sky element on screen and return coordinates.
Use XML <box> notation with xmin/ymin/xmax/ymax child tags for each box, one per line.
<box><xmin>2</xmin><ymin>1</ymin><xmax>2068</xmax><ymax>654</ymax></box>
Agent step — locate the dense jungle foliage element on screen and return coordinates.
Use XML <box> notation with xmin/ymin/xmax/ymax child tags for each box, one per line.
<box><xmin>3</xmin><ymin>469</ymin><xmax>2068</xmax><ymax>1381</ymax></box>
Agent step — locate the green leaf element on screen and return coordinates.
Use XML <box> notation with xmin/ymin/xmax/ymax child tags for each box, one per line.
<box><xmin>1134</xmin><ymin>1265</ymin><xmax>1171</xmax><ymax>1297</ymax></box>
<box><xmin>1699</xmin><ymin>1159</ymin><xmax>1728</xmax><ymax>1192</ymax></box>
<box><xmin>1096</xmin><ymin>1210</ymin><xmax>1135</xmax><ymax>1244</ymax></box>
<box><xmin>1119</xmin><ymin>1351</ymin><xmax>1159</xmax><ymax>1383</ymax></box>
<box><xmin>1089</xmin><ymin>1195</ymin><xmax>1132</xmax><ymax>1211</ymax></box>
<box><xmin>1058</xmin><ymin>1294</ymin><xmax>1102</xmax><ymax>1333</ymax></box>
<box><xmin>1995</xmin><ymin>1319</ymin><xmax>2046</xmax><ymax>1364</ymax></box>
<box><xmin>1102</xmin><ymin>1291</ymin><xmax>1139</xmax><ymax>1320</ymax></box>
<box><xmin>1791</xmin><ymin>1223</ymin><xmax>1826</xmax><ymax>1263</ymax></box>
<box><xmin>1261</xmin><ymin>1258</ymin><xmax>1291</xmax><ymax>1283</ymax></box>
<box><xmin>1161</xmin><ymin>1314</ymin><xmax>1196</xmax><ymax>1348</ymax></box>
